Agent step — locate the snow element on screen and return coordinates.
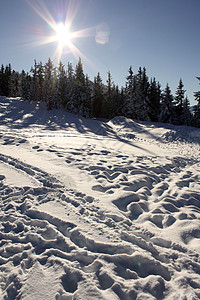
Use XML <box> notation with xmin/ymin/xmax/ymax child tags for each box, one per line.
<box><xmin>0</xmin><ymin>96</ymin><xmax>200</xmax><ymax>300</ymax></box>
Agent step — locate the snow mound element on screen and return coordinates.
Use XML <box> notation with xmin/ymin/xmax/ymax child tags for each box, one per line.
<box><xmin>161</xmin><ymin>126</ymin><xmax>200</xmax><ymax>144</ymax></box>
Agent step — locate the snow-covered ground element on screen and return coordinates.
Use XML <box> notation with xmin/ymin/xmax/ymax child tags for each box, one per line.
<box><xmin>0</xmin><ymin>97</ymin><xmax>200</xmax><ymax>300</ymax></box>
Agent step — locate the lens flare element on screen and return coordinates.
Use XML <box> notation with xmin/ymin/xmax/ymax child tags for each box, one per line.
<box><xmin>53</xmin><ymin>23</ymin><xmax>72</xmax><ymax>50</ymax></box>
<box><xmin>25</xmin><ymin>0</ymin><xmax>96</xmax><ymax>65</ymax></box>
<box><xmin>95</xmin><ymin>23</ymin><xmax>110</xmax><ymax>45</ymax></box>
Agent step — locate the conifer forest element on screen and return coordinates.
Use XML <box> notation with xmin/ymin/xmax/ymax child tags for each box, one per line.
<box><xmin>0</xmin><ymin>58</ymin><xmax>200</xmax><ymax>127</ymax></box>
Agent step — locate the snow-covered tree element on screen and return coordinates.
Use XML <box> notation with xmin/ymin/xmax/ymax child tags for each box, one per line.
<box><xmin>42</xmin><ymin>58</ymin><xmax>55</xmax><ymax>109</ymax></box>
<box><xmin>19</xmin><ymin>70</ymin><xmax>30</xmax><ymax>100</ymax></box>
<box><xmin>55</xmin><ymin>61</ymin><xmax>67</xmax><ymax>108</ymax></box>
<box><xmin>123</xmin><ymin>66</ymin><xmax>137</xmax><ymax>118</ymax></box>
<box><xmin>103</xmin><ymin>71</ymin><xmax>114</xmax><ymax>118</ymax></box>
<box><xmin>174</xmin><ymin>78</ymin><xmax>185</xmax><ymax>124</ymax></box>
<box><xmin>67</xmin><ymin>57</ymin><xmax>86</xmax><ymax>115</ymax></box>
<box><xmin>30</xmin><ymin>60</ymin><xmax>44</xmax><ymax>102</ymax></box>
<box><xmin>182</xmin><ymin>95</ymin><xmax>192</xmax><ymax>126</ymax></box>
<box><xmin>0</xmin><ymin>64</ymin><xmax>12</xmax><ymax>96</ymax></box>
<box><xmin>75</xmin><ymin>57</ymin><xmax>85</xmax><ymax>85</ymax></box>
<box><xmin>92</xmin><ymin>72</ymin><xmax>104</xmax><ymax>118</ymax></box>
<box><xmin>0</xmin><ymin>65</ymin><xmax>4</xmax><ymax>95</ymax></box>
<box><xmin>110</xmin><ymin>84</ymin><xmax>124</xmax><ymax>117</ymax></box>
<box><xmin>83</xmin><ymin>74</ymin><xmax>92</xmax><ymax>118</ymax></box>
<box><xmin>147</xmin><ymin>78</ymin><xmax>161</xmax><ymax>122</ymax></box>
<box><xmin>134</xmin><ymin>67</ymin><xmax>149</xmax><ymax>121</ymax></box>
<box><xmin>160</xmin><ymin>83</ymin><xmax>174</xmax><ymax>123</ymax></box>
<box><xmin>9</xmin><ymin>70</ymin><xmax>20</xmax><ymax>97</ymax></box>
<box><xmin>194</xmin><ymin>76</ymin><xmax>200</xmax><ymax>127</ymax></box>
<box><xmin>123</xmin><ymin>66</ymin><xmax>150</xmax><ymax>121</ymax></box>
<box><xmin>64</xmin><ymin>62</ymin><xmax>75</xmax><ymax>109</ymax></box>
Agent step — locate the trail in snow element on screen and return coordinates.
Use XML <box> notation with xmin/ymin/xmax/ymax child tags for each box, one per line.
<box><xmin>0</xmin><ymin>97</ymin><xmax>199</xmax><ymax>300</ymax></box>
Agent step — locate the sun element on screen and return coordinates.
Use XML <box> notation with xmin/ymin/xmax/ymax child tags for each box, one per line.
<box><xmin>54</xmin><ymin>23</ymin><xmax>72</xmax><ymax>50</ymax></box>
<box><xmin>26</xmin><ymin>0</ymin><xmax>95</xmax><ymax>63</ymax></box>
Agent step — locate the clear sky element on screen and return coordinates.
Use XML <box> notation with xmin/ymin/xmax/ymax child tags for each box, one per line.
<box><xmin>1</xmin><ymin>0</ymin><xmax>200</xmax><ymax>105</ymax></box>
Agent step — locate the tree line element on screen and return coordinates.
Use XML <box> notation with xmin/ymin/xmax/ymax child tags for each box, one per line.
<box><xmin>0</xmin><ymin>58</ymin><xmax>200</xmax><ymax>127</ymax></box>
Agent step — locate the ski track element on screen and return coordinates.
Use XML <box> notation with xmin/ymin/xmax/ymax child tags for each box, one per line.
<box><xmin>0</xmin><ymin>98</ymin><xmax>200</xmax><ymax>300</ymax></box>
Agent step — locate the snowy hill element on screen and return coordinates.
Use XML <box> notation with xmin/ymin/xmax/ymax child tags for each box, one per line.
<box><xmin>0</xmin><ymin>97</ymin><xmax>200</xmax><ymax>300</ymax></box>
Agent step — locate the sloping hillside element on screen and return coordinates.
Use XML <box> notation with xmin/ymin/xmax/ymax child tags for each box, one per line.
<box><xmin>0</xmin><ymin>97</ymin><xmax>199</xmax><ymax>300</ymax></box>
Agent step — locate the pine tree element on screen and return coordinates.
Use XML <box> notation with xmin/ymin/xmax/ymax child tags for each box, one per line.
<box><xmin>0</xmin><ymin>64</ymin><xmax>4</xmax><ymax>95</ymax></box>
<box><xmin>147</xmin><ymin>78</ymin><xmax>161</xmax><ymax>122</ymax></box>
<box><xmin>134</xmin><ymin>67</ymin><xmax>149</xmax><ymax>121</ymax></box>
<box><xmin>30</xmin><ymin>60</ymin><xmax>44</xmax><ymax>102</ymax></box>
<box><xmin>118</xmin><ymin>87</ymin><xmax>126</xmax><ymax>116</ymax></box>
<box><xmin>56</xmin><ymin>61</ymin><xmax>67</xmax><ymax>108</ymax></box>
<box><xmin>42</xmin><ymin>58</ymin><xmax>55</xmax><ymax>109</ymax></box>
<box><xmin>6</xmin><ymin>64</ymin><xmax>12</xmax><ymax>96</ymax></box>
<box><xmin>92</xmin><ymin>72</ymin><xmax>104</xmax><ymax>118</ymax></box>
<box><xmin>0</xmin><ymin>64</ymin><xmax>12</xmax><ymax>96</ymax></box>
<box><xmin>83</xmin><ymin>74</ymin><xmax>92</xmax><ymax>118</ymax></box>
<box><xmin>9</xmin><ymin>70</ymin><xmax>20</xmax><ymax>97</ymax></box>
<box><xmin>75</xmin><ymin>57</ymin><xmax>85</xmax><ymax>86</ymax></box>
<box><xmin>123</xmin><ymin>66</ymin><xmax>150</xmax><ymax>120</ymax></box>
<box><xmin>37</xmin><ymin>61</ymin><xmax>44</xmax><ymax>102</ymax></box>
<box><xmin>65</xmin><ymin>62</ymin><xmax>75</xmax><ymax>109</ymax></box>
<box><xmin>20</xmin><ymin>70</ymin><xmax>31</xmax><ymax>100</ymax></box>
<box><xmin>182</xmin><ymin>96</ymin><xmax>192</xmax><ymax>125</ymax></box>
<box><xmin>111</xmin><ymin>84</ymin><xmax>124</xmax><ymax>117</ymax></box>
<box><xmin>30</xmin><ymin>60</ymin><xmax>38</xmax><ymax>101</ymax></box>
<box><xmin>194</xmin><ymin>76</ymin><xmax>200</xmax><ymax>127</ymax></box>
<box><xmin>160</xmin><ymin>83</ymin><xmax>174</xmax><ymax>123</ymax></box>
<box><xmin>126</xmin><ymin>66</ymin><xmax>134</xmax><ymax>101</ymax></box>
<box><xmin>174</xmin><ymin>78</ymin><xmax>185</xmax><ymax>124</ymax></box>
<box><xmin>104</xmin><ymin>71</ymin><xmax>113</xmax><ymax>118</ymax></box>
<box><xmin>51</xmin><ymin>66</ymin><xmax>59</xmax><ymax>108</ymax></box>
<box><xmin>68</xmin><ymin>57</ymin><xmax>86</xmax><ymax>115</ymax></box>
<box><xmin>123</xmin><ymin>66</ymin><xmax>137</xmax><ymax>119</ymax></box>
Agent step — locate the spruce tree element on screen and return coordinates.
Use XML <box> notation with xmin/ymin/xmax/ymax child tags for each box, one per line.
<box><xmin>1</xmin><ymin>64</ymin><xmax>12</xmax><ymax>96</ymax></box>
<box><xmin>104</xmin><ymin>71</ymin><xmax>113</xmax><ymax>118</ymax></box>
<box><xmin>30</xmin><ymin>60</ymin><xmax>38</xmax><ymax>101</ymax></box>
<box><xmin>111</xmin><ymin>84</ymin><xmax>123</xmax><ymax>117</ymax></box>
<box><xmin>182</xmin><ymin>96</ymin><xmax>192</xmax><ymax>126</ymax></box>
<box><xmin>92</xmin><ymin>72</ymin><xmax>104</xmax><ymax>118</ymax></box>
<box><xmin>56</xmin><ymin>61</ymin><xmax>67</xmax><ymax>108</ymax></box>
<box><xmin>0</xmin><ymin>64</ymin><xmax>4</xmax><ymax>95</ymax></box>
<box><xmin>43</xmin><ymin>58</ymin><xmax>55</xmax><ymax>109</ymax></box>
<box><xmin>30</xmin><ymin>60</ymin><xmax>44</xmax><ymax>102</ymax></box>
<box><xmin>72</xmin><ymin>57</ymin><xmax>86</xmax><ymax>115</ymax></box>
<box><xmin>194</xmin><ymin>76</ymin><xmax>200</xmax><ymax>127</ymax></box>
<box><xmin>118</xmin><ymin>87</ymin><xmax>126</xmax><ymax>116</ymax></box>
<box><xmin>9</xmin><ymin>70</ymin><xmax>20</xmax><ymax>97</ymax></box>
<box><xmin>148</xmin><ymin>78</ymin><xmax>161</xmax><ymax>122</ymax></box>
<box><xmin>160</xmin><ymin>83</ymin><xmax>174</xmax><ymax>123</ymax></box>
<box><xmin>83</xmin><ymin>74</ymin><xmax>92</xmax><ymax>118</ymax></box>
<box><xmin>37</xmin><ymin>61</ymin><xmax>44</xmax><ymax>102</ymax></box>
<box><xmin>134</xmin><ymin>67</ymin><xmax>149</xmax><ymax>121</ymax></box>
<box><xmin>65</xmin><ymin>62</ymin><xmax>75</xmax><ymax>109</ymax></box>
<box><xmin>174</xmin><ymin>79</ymin><xmax>185</xmax><ymax>124</ymax></box>
<box><xmin>123</xmin><ymin>66</ymin><xmax>137</xmax><ymax>119</ymax></box>
<box><xmin>20</xmin><ymin>70</ymin><xmax>31</xmax><ymax>100</ymax></box>
<box><xmin>75</xmin><ymin>57</ymin><xmax>85</xmax><ymax>85</ymax></box>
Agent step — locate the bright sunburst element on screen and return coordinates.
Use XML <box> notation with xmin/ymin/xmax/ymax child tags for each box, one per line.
<box><xmin>52</xmin><ymin>23</ymin><xmax>73</xmax><ymax>51</ymax></box>
<box><xmin>26</xmin><ymin>0</ymin><xmax>94</xmax><ymax>63</ymax></box>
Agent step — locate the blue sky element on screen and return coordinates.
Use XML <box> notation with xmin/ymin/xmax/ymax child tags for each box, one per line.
<box><xmin>1</xmin><ymin>0</ymin><xmax>200</xmax><ymax>105</ymax></box>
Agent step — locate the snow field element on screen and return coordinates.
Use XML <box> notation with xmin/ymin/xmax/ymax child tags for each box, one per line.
<box><xmin>0</xmin><ymin>97</ymin><xmax>199</xmax><ymax>299</ymax></box>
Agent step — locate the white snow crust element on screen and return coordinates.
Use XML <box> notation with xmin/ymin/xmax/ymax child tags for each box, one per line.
<box><xmin>0</xmin><ymin>97</ymin><xmax>200</xmax><ymax>299</ymax></box>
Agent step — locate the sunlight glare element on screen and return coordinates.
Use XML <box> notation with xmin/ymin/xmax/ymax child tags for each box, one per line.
<box><xmin>54</xmin><ymin>23</ymin><xmax>72</xmax><ymax>49</ymax></box>
<box><xmin>25</xmin><ymin>0</ymin><xmax>98</xmax><ymax>70</ymax></box>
